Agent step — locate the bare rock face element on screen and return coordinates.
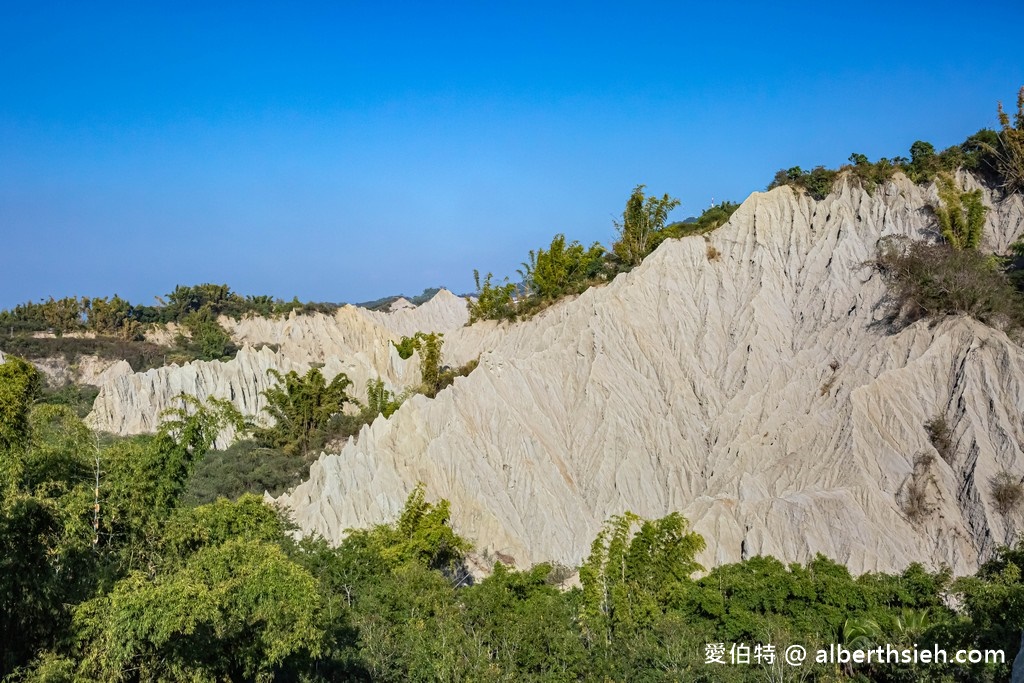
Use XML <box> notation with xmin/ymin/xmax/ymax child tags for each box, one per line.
<box><xmin>86</xmin><ymin>346</ymin><xmax>295</xmax><ymax>444</ymax></box>
<box><xmin>86</xmin><ymin>290</ymin><xmax>472</xmax><ymax>445</ymax></box>
<box><xmin>279</xmin><ymin>174</ymin><xmax>1024</xmax><ymax>576</ymax></box>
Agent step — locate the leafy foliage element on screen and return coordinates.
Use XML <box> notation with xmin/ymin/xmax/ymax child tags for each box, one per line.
<box><xmin>518</xmin><ymin>233</ymin><xmax>605</xmax><ymax>300</ymax></box>
<box><xmin>74</xmin><ymin>537</ymin><xmax>326</xmax><ymax>681</ymax></box>
<box><xmin>611</xmin><ymin>184</ymin><xmax>681</xmax><ymax>267</ymax></box>
<box><xmin>579</xmin><ymin>511</ymin><xmax>705</xmax><ymax>650</ymax></box>
<box><xmin>934</xmin><ymin>173</ymin><xmax>987</xmax><ymax>250</ymax></box>
<box><xmin>0</xmin><ymin>334</ymin><xmax>170</xmax><ymax>372</ymax></box>
<box><xmin>469</xmin><ymin>185</ymin><xmax>720</xmax><ymax>324</ymax></box>
<box><xmin>394</xmin><ymin>332</ymin><xmax>444</xmax><ymax>395</ymax></box>
<box><xmin>183</xmin><ymin>439</ymin><xmax>308</xmax><ymax>505</ymax></box>
<box><xmin>3</xmin><ymin>418</ymin><xmax>1023</xmax><ymax>683</ymax></box>
<box><xmin>0</xmin><ymin>355</ymin><xmax>43</xmax><ymax>452</ymax></box>
<box><xmin>350</xmin><ymin>483</ymin><xmax>471</xmax><ymax>574</ymax></box>
<box><xmin>467</xmin><ymin>270</ymin><xmax>518</xmax><ymax>323</ymax></box>
<box><xmin>0</xmin><ymin>284</ymin><xmax>343</xmax><ymax>373</ymax></box>
<box><xmin>767</xmin><ymin>89</ymin><xmax>1021</xmax><ymax>196</ymax></box>
<box><xmin>874</xmin><ymin>237</ymin><xmax>1024</xmax><ymax>332</ymax></box>
<box><xmin>769</xmin><ymin>165</ymin><xmax>841</xmax><ymax>199</ymax></box>
<box><xmin>173</xmin><ymin>310</ymin><xmax>238</xmax><ymax>361</ymax></box>
<box><xmin>255</xmin><ymin>367</ymin><xmax>354</xmax><ymax>456</ymax></box>
<box><xmin>990</xmin><ymin>86</ymin><xmax>1024</xmax><ymax>194</ymax></box>
<box><xmin>364</xmin><ymin>378</ymin><xmax>405</xmax><ymax>419</ymax></box>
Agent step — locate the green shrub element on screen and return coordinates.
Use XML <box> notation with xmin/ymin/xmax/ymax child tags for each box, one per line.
<box><xmin>611</xmin><ymin>184</ymin><xmax>680</xmax><ymax>267</ymax></box>
<box><xmin>934</xmin><ymin>173</ymin><xmax>986</xmax><ymax>250</ymax></box>
<box><xmin>991</xmin><ymin>471</ymin><xmax>1023</xmax><ymax>516</ymax></box>
<box><xmin>182</xmin><ymin>440</ymin><xmax>308</xmax><ymax>505</ymax></box>
<box><xmin>767</xmin><ymin>91</ymin><xmax>1021</xmax><ymax>195</ymax></box>
<box><xmin>364</xmin><ymin>378</ymin><xmax>404</xmax><ymax>419</ymax></box>
<box><xmin>393</xmin><ymin>334</ymin><xmax>477</xmax><ymax>398</ymax></box>
<box><xmin>874</xmin><ymin>237</ymin><xmax>1024</xmax><ymax>332</ymax></box>
<box><xmin>518</xmin><ymin>234</ymin><xmax>605</xmax><ymax>301</ymax></box>
<box><xmin>38</xmin><ymin>383</ymin><xmax>100</xmax><ymax>418</ymax></box>
<box><xmin>467</xmin><ymin>270</ymin><xmax>517</xmax><ymax>323</ymax></box>
<box><xmin>0</xmin><ymin>355</ymin><xmax>43</xmax><ymax>451</ymax></box>
<box><xmin>255</xmin><ymin>367</ymin><xmax>354</xmax><ymax>456</ymax></box>
<box><xmin>0</xmin><ymin>335</ymin><xmax>170</xmax><ymax>372</ymax></box>
<box><xmin>992</xmin><ymin>86</ymin><xmax>1024</xmax><ymax>194</ymax></box>
<box><xmin>174</xmin><ymin>311</ymin><xmax>238</xmax><ymax>362</ymax></box>
<box><xmin>768</xmin><ymin>166</ymin><xmax>840</xmax><ymax>200</ymax></box>
<box><xmin>656</xmin><ymin>201</ymin><xmax>740</xmax><ymax>247</ymax></box>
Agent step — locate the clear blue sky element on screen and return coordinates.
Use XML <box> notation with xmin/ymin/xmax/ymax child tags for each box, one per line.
<box><xmin>2</xmin><ymin>1</ymin><xmax>1022</xmax><ymax>308</ymax></box>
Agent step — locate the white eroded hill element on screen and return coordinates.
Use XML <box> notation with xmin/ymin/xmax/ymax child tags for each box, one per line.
<box><xmin>279</xmin><ymin>174</ymin><xmax>1024</xmax><ymax>576</ymax></box>
<box><xmin>86</xmin><ymin>289</ymin><xmax>472</xmax><ymax>444</ymax></box>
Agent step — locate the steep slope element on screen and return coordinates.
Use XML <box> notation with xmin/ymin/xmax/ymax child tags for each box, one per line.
<box><xmin>280</xmin><ymin>174</ymin><xmax>1024</xmax><ymax>576</ymax></box>
<box><xmin>86</xmin><ymin>290</ymin><xmax>472</xmax><ymax>443</ymax></box>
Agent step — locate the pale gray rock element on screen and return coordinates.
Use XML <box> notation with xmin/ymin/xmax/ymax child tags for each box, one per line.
<box><xmin>86</xmin><ymin>290</ymin><xmax>473</xmax><ymax>446</ymax></box>
<box><xmin>0</xmin><ymin>352</ymin><xmax>132</xmax><ymax>388</ymax></box>
<box><xmin>279</xmin><ymin>173</ymin><xmax>1024</xmax><ymax>575</ymax></box>
<box><xmin>86</xmin><ymin>346</ymin><xmax>298</xmax><ymax>446</ymax></box>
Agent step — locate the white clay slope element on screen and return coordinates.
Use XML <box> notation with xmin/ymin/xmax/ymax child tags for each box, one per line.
<box><xmin>279</xmin><ymin>173</ymin><xmax>1024</xmax><ymax>576</ymax></box>
<box><xmin>86</xmin><ymin>290</ymin><xmax>471</xmax><ymax>444</ymax></box>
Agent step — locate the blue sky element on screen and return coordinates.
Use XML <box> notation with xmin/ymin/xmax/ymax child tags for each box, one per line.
<box><xmin>2</xmin><ymin>1</ymin><xmax>1022</xmax><ymax>308</ymax></box>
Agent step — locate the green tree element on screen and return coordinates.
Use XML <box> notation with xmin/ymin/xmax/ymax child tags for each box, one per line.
<box><xmin>39</xmin><ymin>296</ymin><xmax>84</xmax><ymax>334</ymax></box>
<box><xmin>579</xmin><ymin>512</ymin><xmax>704</xmax><ymax>648</ymax></box>
<box><xmin>519</xmin><ymin>234</ymin><xmax>605</xmax><ymax>300</ymax></box>
<box><xmin>467</xmin><ymin>270</ymin><xmax>517</xmax><ymax>323</ymax></box>
<box><xmin>611</xmin><ymin>184</ymin><xmax>681</xmax><ymax>267</ymax></box>
<box><xmin>934</xmin><ymin>173</ymin><xmax>987</xmax><ymax>250</ymax></box>
<box><xmin>0</xmin><ymin>406</ymin><xmax>96</xmax><ymax>673</ymax></box>
<box><xmin>349</xmin><ymin>483</ymin><xmax>471</xmax><ymax>574</ymax></box>
<box><xmin>365</xmin><ymin>378</ymin><xmax>404</xmax><ymax>419</ymax></box>
<box><xmin>163</xmin><ymin>283</ymin><xmax>243</xmax><ymax>321</ymax></box>
<box><xmin>85</xmin><ymin>294</ymin><xmax>140</xmax><ymax>339</ymax></box>
<box><xmin>993</xmin><ymin>86</ymin><xmax>1024</xmax><ymax>194</ymax></box>
<box><xmin>99</xmin><ymin>395</ymin><xmax>243</xmax><ymax>566</ymax></box>
<box><xmin>394</xmin><ymin>332</ymin><xmax>445</xmax><ymax>396</ymax></box>
<box><xmin>0</xmin><ymin>355</ymin><xmax>43</xmax><ymax>452</ymax></box>
<box><xmin>74</xmin><ymin>537</ymin><xmax>326</xmax><ymax>681</ymax></box>
<box><xmin>460</xmin><ymin>563</ymin><xmax>587</xmax><ymax>679</ymax></box>
<box><xmin>907</xmin><ymin>140</ymin><xmax>939</xmax><ymax>183</ymax></box>
<box><xmin>256</xmin><ymin>367</ymin><xmax>353</xmax><ymax>456</ymax></box>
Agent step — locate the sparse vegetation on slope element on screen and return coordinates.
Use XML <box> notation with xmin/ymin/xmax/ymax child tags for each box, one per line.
<box><xmin>468</xmin><ymin>187</ymin><xmax>738</xmax><ymax>323</ymax></box>
<box><xmin>394</xmin><ymin>331</ymin><xmax>478</xmax><ymax>397</ymax></box>
<box><xmin>990</xmin><ymin>86</ymin><xmax>1024</xmax><ymax>194</ymax></box>
<box><xmin>874</xmin><ymin>237</ymin><xmax>1024</xmax><ymax>333</ymax></box>
<box><xmin>0</xmin><ymin>283</ymin><xmax>344</xmax><ymax>371</ymax></box>
<box><xmin>254</xmin><ymin>367</ymin><xmax>355</xmax><ymax>456</ymax></box>
<box><xmin>770</xmin><ymin>89</ymin><xmax>1022</xmax><ymax>201</ymax></box>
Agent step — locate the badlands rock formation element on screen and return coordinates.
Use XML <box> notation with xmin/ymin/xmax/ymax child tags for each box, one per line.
<box><xmin>86</xmin><ymin>289</ymin><xmax>472</xmax><ymax>446</ymax></box>
<box><xmin>280</xmin><ymin>173</ymin><xmax>1024</xmax><ymax>576</ymax></box>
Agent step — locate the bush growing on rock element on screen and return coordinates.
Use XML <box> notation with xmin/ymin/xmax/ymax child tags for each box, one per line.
<box><xmin>255</xmin><ymin>367</ymin><xmax>354</xmax><ymax>456</ymax></box>
<box><xmin>874</xmin><ymin>237</ymin><xmax>1024</xmax><ymax>332</ymax></box>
